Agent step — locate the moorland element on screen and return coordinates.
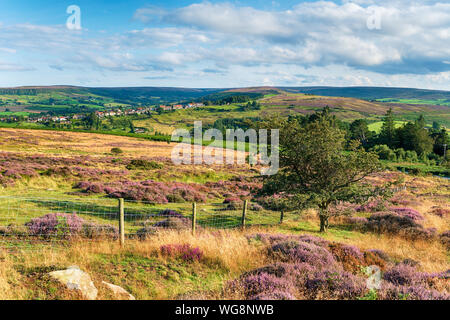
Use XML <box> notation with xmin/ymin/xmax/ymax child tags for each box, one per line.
<box><xmin>0</xmin><ymin>86</ymin><xmax>448</xmax><ymax>300</ymax></box>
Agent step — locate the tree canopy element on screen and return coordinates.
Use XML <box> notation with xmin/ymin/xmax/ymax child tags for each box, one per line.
<box><xmin>259</xmin><ymin>113</ymin><xmax>387</xmax><ymax>232</ymax></box>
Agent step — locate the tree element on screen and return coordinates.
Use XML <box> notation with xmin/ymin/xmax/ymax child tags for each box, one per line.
<box><xmin>350</xmin><ymin>119</ymin><xmax>373</xmax><ymax>145</ymax></box>
<box><xmin>260</xmin><ymin>114</ymin><xmax>386</xmax><ymax>232</ymax></box>
<box><xmin>432</xmin><ymin>128</ymin><xmax>449</xmax><ymax>157</ymax></box>
<box><xmin>432</xmin><ymin>121</ymin><xmax>441</xmax><ymax>131</ymax></box>
<box><xmin>396</xmin><ymin>116</ymin><xmax>433</xmax><ymax>156</ymax></box>
<box><xmin>378</xmin><ymin>108</ymin><xmax>397</xmax><ymax>148</ymax></box>
<box><xmin>84</xmin><ymin>112</ymin><xmax>98</xmax><ymax>130</ymax></box>
<box><xmin>129</xmin><ymin>120</ymin><xmax>135</xmax><ymax>133</ymax></box>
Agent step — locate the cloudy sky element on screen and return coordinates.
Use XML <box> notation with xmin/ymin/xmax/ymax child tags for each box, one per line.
<box><xmin>0</xmin><ymin>0</ymin><xmax>449</xmax><ymax>89</ymax></box>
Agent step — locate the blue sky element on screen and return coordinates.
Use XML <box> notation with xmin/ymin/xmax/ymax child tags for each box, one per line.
<box><xmin>0</xmin><ymin>0</ymin><xmax>449</xmax><ymax>89</ymax></box>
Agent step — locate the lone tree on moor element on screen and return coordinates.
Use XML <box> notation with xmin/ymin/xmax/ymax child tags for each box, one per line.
<box><xmin>260</xmin><ymin>113</ymin><xmax>387</xmax><ymax>232</ymax></box>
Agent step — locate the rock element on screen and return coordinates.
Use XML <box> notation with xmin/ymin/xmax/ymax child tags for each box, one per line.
<box><xmin>48</xmin><ymin>266</ymin><xmax>98</xmax><ymax>300</ymax></box>
<box><xmin>102</xmin><ymin>281</ymin><xmax>136</xmax><ymax>300</ymax></box>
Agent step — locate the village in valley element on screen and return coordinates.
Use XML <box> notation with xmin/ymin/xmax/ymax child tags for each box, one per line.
<box><xmin>0</xmin><ymin>102</ymin><xmax>205</xmax><ymax>125</ymax></box>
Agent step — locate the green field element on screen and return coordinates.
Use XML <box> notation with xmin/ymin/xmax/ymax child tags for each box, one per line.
<box><xmin>376</xmin><ymin>98</ymin><xmax>450</xmax><ymax>106</ymax></box>
<box><xmin>368</xmin><ymin>121</ymin><xmax>408</xmax><ymax>133</ymax></box>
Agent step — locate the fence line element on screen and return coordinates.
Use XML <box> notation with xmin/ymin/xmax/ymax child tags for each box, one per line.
<box><xmin>0</xmin><ymin>196</ymin><xmax>283</xmax><ymax>249</ymax></box>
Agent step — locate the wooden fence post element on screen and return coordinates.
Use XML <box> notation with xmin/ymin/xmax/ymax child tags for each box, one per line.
<box><xmin>118</xmin><ymin>198</ymin><xmax>125</xmax><ymax>246</ymax></box>
<box><xmin>241</xmin><ymin>200</ymin><xmax>248</xmax><ymax>230</ymax></box>
<box><xmin>192</xmin><ymin>202</ymin><xmax>197</xmax><ymax>236</ymax></box>
<box><xmin>279</xmin><ymin>211</ymin><xmax>284</xmax><ymax>225</ymax></box>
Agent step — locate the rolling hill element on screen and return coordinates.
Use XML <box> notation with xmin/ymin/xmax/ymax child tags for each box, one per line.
<box><xmin>0</xmin><ymin>85</ymin><xmax>449</xmax><ymax>128</ymax></box>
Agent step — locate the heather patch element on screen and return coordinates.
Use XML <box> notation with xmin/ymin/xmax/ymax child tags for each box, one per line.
<box><xmin>304</xmin><ymin>268</ymin><xmax>367</xmax><ymax>299</ymax></box>
<box><xmin>439</xmin><ymin>230</ymin><xmax>450</xmax><ymax>248</ymax></box>
<box><xmin>250</xmin><ymin>290</ymin><xmax>295</xmax><ymax>300</ymax></box>
<box><xmin>365</xmin><ymin>212</ymin><xmax>436</xmax><ymax>240</ymax></box>
<box><xmin>390</xmin><ymin>208</ymin><xmax>424</xmax><ymax>221</ymax></box>
<box><xmin>328</xmin><ymin>243</ymin><xmax>365</xmax><ymax>272</ymax></box>
<box><xmin>268</xmin><ymin>240</ymin><xmax>336</xmax><ymax>268</ymax></box>
<box><xmin>160</xmin><ymin>244</ymin><xmax>204</xmax><ymax>262</ymax></box>
<box><xmin>429</xmin><ymin>206</ymin><xmax>450</xmax><ymax>218</ymax></box>
<box><xmin>230</xmin><ymin>272</ymin><xmax>294</xmax><ymax>298</ymax></box>
<box><xmin>379</xmin><ymin>283</ymin><xmax>450</xmax><ymax>300</ymax></box>
<box><xmin>356</xmin><ymin>200</ymin><xmax>388</xmax><ymax>213</ymax></box>
<box><xmin>26</xmin><ymin>213</ymin><xmax>84</xmax><ymax>239</ymax></box>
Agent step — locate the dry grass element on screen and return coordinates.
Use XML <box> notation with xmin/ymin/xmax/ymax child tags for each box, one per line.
<box><xmin>0</xmin><ymin>229</ymin><xmax>267</xmax><ymax>300</ymax></box>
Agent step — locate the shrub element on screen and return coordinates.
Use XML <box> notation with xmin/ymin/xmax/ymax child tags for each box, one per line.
<box><xmin>365</xmin><ymin>212</ymin><xmax>428</xmax><ymax>238</ymax></box>
<box><xmin>367</xmin><ymin>249</ymin><xmax>390</xmax><ymax>262</ymax></box>
<box><xmin>0</xmin><ymin>223</ymin><xmax>28</xmax><ymax>237</ymax></box>
<box><xmin>329</xmin><ymin>243</ymin><xmax>364</xmax><ymax>272</ymax></box>
<box><xmin>160</xmin><ymin>244</ymin><xmax>203</xmax><ymax>262</ymax></box>
<box><xmin>379</xmin><ymin>283</ymin><xmax>449</xmax><ymax>300</ymax></box>
<box><xmin>81</xmin><ymin>222</ymin><xmax>119</xmax><ymax>239</ymax></box>
<box><xmin>356</xmin><ymin>200</ymin><xmax>387</xmax><ymax>212</ymax></box>
<box><xmin>269</xmin><ymin>240</ymin><xmax>336</xmax><ymax>268</ymax></box>
<box><xmin>136</xmin><ymin>226</ymin><xmax>158</xmax><ymax>240</ymax></box>
<box><xmin>439</xmin><ymin>230</ymin><xmax>450</xmax><ymax>248</ymax></box>
<box><xmin>405</xmin><ymin>150</ymin><xmax>418</xmax><ymax>162</ymax></box>
<box><xmin>304</xmin><ymin>268</ymin><xmax>367</xmax><ymax>299</ymax></box>
<box><xmin>297</xmin><ymin>235</ymin><xmax>330</xmax><ymax>247</ymax></box>
<box><xmin>158</xmin><ymin>209</ymin><xmax>185</xmax><ymax>219</ymax></box>
<box><xmin>244</xmin><ymin>262</ymin><xmax>314</xmax><ymax>280</ymax></box>
<box><xmin>235</xmin><ymin>272</ymin><xmax>294</xmax><ymax>297</ymax></box>
<box><xmin>110</xmin><ymin>147</ymin><xmax>123</xmax><ymax>154</ymax></box>
<box><xmin>371</xmin><ymin>145</ymin><xmax>396</xmax><ymax>161</ymax></box>
<box><xmin>363</xmin><ymin>251</ymin><xmax>387</xmax><ymax>270</ymax></box>
<box><xmin>251</xmin><ymin>290</ymin><xmax>295</xmax><ymax>300</ymax></box>
<box><xmin>126</xmin><ymin>159</ymin><xmax>163</xmax><ymax>170</ymax></box>
<box><xmin>26</xmin><ymin>213</ymin><xmax>84</xmax><ymax>238</ymax></box>
<box><xmin>391</xmin><ymin>208</ymin><xmax>424</xmax><ymax>221</ymax></box>
<box><xmin>153</xmin><ymin>217</ymin><xmax>191</xmax><ymax>230</ymax></box>
<box><xmin>399</xmin><ymin>227</ymin><xmax>436</xmax><ymax>241</ymax></box>
<box><xmin>383</xmin><ymin>264</ymin><xmax>424</xmax><ymax>286</ymax></box>
<box><xmin>344</xmin><ymin>216</ymin><xmax>368</xmax><ymax>227</ymax></box>
<box><xmin>430</xmin><ymin>207</ymin><xmax>450</xmax><ymax>218</ymax></box>
<box><xmin>250</xmin><ymin>203</ymin><xmax>264</xmax><ymax>211</ymax></box>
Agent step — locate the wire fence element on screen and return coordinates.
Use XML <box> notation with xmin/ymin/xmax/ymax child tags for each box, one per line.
<box><xmin>0</xmin><ymin>196</ymin><xmax>283</xmax><ymax>249</ymax></box>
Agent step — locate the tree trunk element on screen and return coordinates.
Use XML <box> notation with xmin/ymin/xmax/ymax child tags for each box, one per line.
<box><xmin>319</xmin><ymin>215</ymin><xmax>329</xmax><ymax>233</ymax></box>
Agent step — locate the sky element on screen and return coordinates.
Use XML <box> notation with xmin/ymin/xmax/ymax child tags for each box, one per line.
<box><xmin>0</xmin><ymin>0</ymin><xmax>449</xmax><ymax>89</ymax></box>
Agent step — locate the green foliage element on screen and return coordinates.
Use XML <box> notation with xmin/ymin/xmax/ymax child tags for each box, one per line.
<box><xmin>350</xmin><ymin>119</ymin><xmax>374</xmax><ymax>145</ymax></box>
<box><xmin>371</xmin><ymin>145</ymin><xmax>397</xmax><ymax>161</ymax></box>
<box><xmin>260</xmin><ymin>110</ymin><xmax>386</xmax><ymax>232</ymax></box>
<box><xmin>126</xmin><ymin>159</ymin><xmax>164</xmax><ymax>170</ymax></box>
<box><xmin>378</xmin><ymin>108</ymin><xmax>397</xmax><ymax>148</ymax></box>
<box><xmin>110</xmin><ymin>147</ymin><xmax>124</xmax><ymax>155</ymax></box>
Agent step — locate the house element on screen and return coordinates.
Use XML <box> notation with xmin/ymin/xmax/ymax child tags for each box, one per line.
<box><xmin>72</xmin><ymin>114</ymin><xmax>84</xmax><ymax>120</ymax></box>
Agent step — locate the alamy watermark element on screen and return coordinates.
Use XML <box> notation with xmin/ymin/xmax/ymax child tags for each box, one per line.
<box><xmin>171</xmin><ymin>121</ymin><xmax>279</xmax><ymax>176</ymax></box>
<box><xmin>366</xmin><ymin>265</ymin><xmax>382</xmax><ymax>290</ymax></box>
<box><xmin>66</xmin><ymin>5</ymin><xmax>81</xmax><ymax>30</ymax></box>
<box><xmin>367</xmin><ymin>7</ymin><xmax>382</xmax><ymax>30</ymax></box>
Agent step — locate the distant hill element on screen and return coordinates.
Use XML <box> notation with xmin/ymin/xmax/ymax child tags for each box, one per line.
<box><xmin>1</xmin><ymin>85</ymin><xmax>449</xmax><ymax>102</ymax></box>
<box><xmin>276</xmin><ymin>86</ymin><xmax>450</xmax><ymax>101</ymax></box>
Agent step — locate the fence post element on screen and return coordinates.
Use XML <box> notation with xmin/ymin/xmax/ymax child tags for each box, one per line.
<box><xmin>279</xmin><ymin>211</ymin><xmax>284</xmax><ymax>225</ymax></box>
<box><xmin>192</xmin><ymin>202</ymin><xmax>197</xmax><ymax>236</ymax></box>
<box><xmin>118</xmin><ymin>198</ymin><xmax>125</xmax><ymax>246</ymax></box>
<box><xmin>241</xmin><ymin>200</ymin><xmax>248</xmax><ymax>230</ymax></box>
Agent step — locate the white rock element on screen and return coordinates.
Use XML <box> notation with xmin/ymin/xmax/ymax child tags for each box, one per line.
<box><xmin>48</xmin><ymin>266</ymin><xmax>98</xmax><ymax>300</ymax></box>
<box><xmin>102</xmin><ymin>281</ymin><xmax>136</xmax><ymax>300</ymax></box>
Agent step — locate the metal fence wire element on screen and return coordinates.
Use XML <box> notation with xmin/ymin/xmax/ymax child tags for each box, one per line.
<box><xmin>0</xmin><ymin>196</ymin><xmax>283</xmax><ymax>248</ymax></box>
